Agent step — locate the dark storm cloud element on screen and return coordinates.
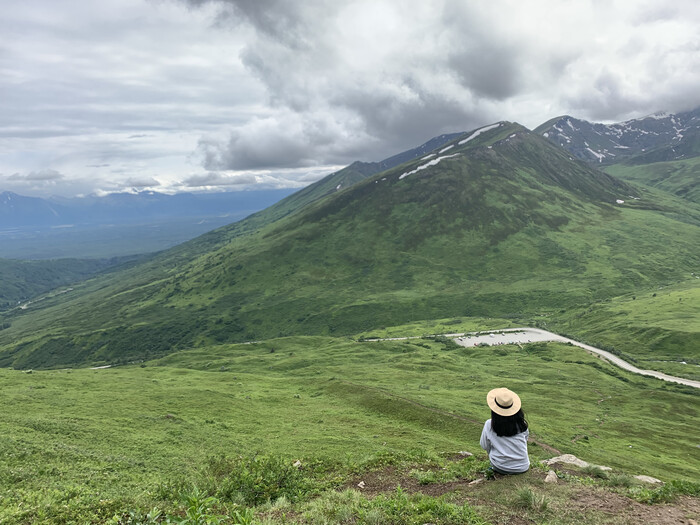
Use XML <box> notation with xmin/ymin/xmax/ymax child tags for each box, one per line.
<box><xmin>179</xmin><ymin>0</ymin><xmax>698</xmax><ymax>171</ymax></box>
<box><xmin>448</xmin><ymin>47</ymin><xmax>521</xmax><ymax>101</ymax></box>
<box><xmin>179</xmin><ymin>0</ymin><xmax>509</xmax><ymax>170</ymax></box>
<box><xmin>195</xmin><ymin>110</ymin><xmax>333</xmax><ymax>171</ymax></box>
<box><xmin>184</xmin><ymin>0</ymin><xmax>325</xmax><ymax>44</ymax></box>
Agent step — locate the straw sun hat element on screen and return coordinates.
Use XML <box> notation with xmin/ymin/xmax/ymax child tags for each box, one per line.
<box><xmin>487</xmin><ymin>387</ymin><xmax>522</xmax><ymax>417</ymax></box>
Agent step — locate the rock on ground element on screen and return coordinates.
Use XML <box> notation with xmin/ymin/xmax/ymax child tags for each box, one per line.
<box><xmin>542</xmin><ymin>453</ymin><xmax>611</xmax><ymax>471</ymax></box>
<box><xmin>634</xmin><ymin>475</ymin><xmax>662</xmax><ymax>484</ymax></box>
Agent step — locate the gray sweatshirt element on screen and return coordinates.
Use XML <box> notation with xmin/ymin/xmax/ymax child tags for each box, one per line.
<box><xmin>480</xmin><ymin>419</ymin><xmax>530</xmax><ymax>473</ymax></box>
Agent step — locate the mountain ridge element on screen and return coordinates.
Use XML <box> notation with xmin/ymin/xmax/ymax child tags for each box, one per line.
<box><xmin>3</xmin><ymin>121</ymin><xmax>698</xmax><ymax>368</ymax></box>
<box><xmin>534</xmin><ymin>106</ymin><xmax>700</xmax><ymax>165</ymax></box>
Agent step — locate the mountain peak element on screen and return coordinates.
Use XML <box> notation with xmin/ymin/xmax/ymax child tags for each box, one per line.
<box><xmin>535</xmin><ymin>107</ymin><xmax>700</xmax><ymax>165</ymax></box>
<box><xmin>0</xmin><ymin>191</ymin><xmax>21</xmax><ymax>200</ymax></box>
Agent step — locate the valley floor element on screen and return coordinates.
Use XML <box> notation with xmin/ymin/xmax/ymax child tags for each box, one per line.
<box><xmin>369</xmin><ymin>328</ymin><xmax>700</xmax><ymax>389</ymax></box>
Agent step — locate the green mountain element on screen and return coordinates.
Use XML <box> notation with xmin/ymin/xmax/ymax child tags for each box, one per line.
<box><xmin>602</xmin><ymin>114</ymin><xmax>699</xmax><ymax>205</ymax></box>
<box><xmin>222</xmin><ymin>132</ymin><xmax>463</xmax><ymax>235</ymax></box>
<box><xmin>534</xmin><ymin>109</ymin><xmax>700</xmax><ymax>205</ymax></box>
<box><xmin>605</xmin><ymin>156</ymin><xmax>700</xmax><ymax>205</ymax></box>
<box><xmin>1</xmin><ymin>122</ymin><xmax>699</xmax><ymax>369</ymax></box>
<box><xmin>0</xmin><ymin>256</ymin><xmax>139</xmax><ymax>312</ymax></box>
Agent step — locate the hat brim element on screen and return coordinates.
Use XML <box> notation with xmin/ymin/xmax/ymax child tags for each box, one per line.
<box><xmin>487</xmin><ymin>388</ymin><xmax>521</xmax><ymax>417</ymax></box>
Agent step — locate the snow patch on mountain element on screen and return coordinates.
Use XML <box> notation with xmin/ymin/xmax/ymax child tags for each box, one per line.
<box><xmin>538</xmin><ymin>106</ymin><xmax>700</xmax><ymax>165</ymax></box>
<box><xmin>398</xmin><ymin>154</ymin><xmax>460</xmax><ymax>180</ymax></box>
<box><xmin>458</xmin><ymin>123</ymin><xmax>501</xmax><ymax>145</ymax></box>
<box><xmin>586</xmin><ymin>148</ymin><xmax>605</xmax><ymax>162</ymax></box>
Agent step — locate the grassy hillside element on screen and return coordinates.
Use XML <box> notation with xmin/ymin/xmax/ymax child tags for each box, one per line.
<box><xmin>1</xmin><ymin>328</ymin><xmax>697</xmax><ymax>523</ymax></box>
<box><xmin>605</xmin><ymin>156</ymin><xmax>700</xmax><ymax>204</ymax></box>
<box><xmin>551</xmin><ymin>279</ymin><xmax>700</xmax><ymax>381</ymax></box>
<box><xmin>0</xmin><ymin>256</ymin><xmax>140</xmax><ymax>311</ymax></box>
<box><xmin>1</xmin><ymin>123</ymin><xmax>699</xmax><ymax>369</ymax></box>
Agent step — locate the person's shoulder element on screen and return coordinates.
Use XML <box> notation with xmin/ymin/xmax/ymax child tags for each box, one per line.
<box><xmin>483</xmin><ymin>419</ymin><xmax>492</xmax><ymax>430</ymax></box>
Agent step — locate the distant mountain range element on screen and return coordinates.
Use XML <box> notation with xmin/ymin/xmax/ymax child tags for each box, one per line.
<box><xmin>1</xmin><ymin>132</ymin><xmax>462</xmax><ymax>232</ymax></box>
<box><xmin>535</xmin><ymin>107</ymin><xmax>700</xmax><ymax>165</ymax></box>
<box><xmin>0</xmin><ymin>189</ymin><xmax>297</xmax><ymax>229</ymax></box>
<box><xmin>4</xmin><ymin>106</ymin><xmax>698</xmax><ymax>232</ymax></box>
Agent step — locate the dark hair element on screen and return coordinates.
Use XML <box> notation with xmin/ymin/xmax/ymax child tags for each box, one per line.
<box><xmin>491</xmin><ymin>409</ymin><xmax>528</xmax><ymax>437</ymax></box>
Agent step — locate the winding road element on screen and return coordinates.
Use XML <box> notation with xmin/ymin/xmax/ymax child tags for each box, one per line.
<box><xmin>366</xmin><ymin>327</ymin><xmax>700</xmax><ymax>389</ymax></box>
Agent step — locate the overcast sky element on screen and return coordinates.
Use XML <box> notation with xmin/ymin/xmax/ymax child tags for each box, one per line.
<box><xmin>1</xmin><ymin>0</ymin><xmax>699</xmax><ymax>197</ymax></box>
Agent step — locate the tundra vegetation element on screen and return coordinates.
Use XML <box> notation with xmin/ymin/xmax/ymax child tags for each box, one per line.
<box><xmin>1</xmin><ymin>325</ymin><xmax>698</xmax><ymax>523</ymax></box>
<box><xmin>1</xmin><ymin>123</ymin><xmax>699</xmax><ymax>523</ymax></box>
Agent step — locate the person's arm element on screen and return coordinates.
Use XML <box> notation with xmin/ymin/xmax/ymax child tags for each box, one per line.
<box><xmin>480</xmin><ymin>421</ymin><xmax>491</xmax><ymax>452</ymax></box>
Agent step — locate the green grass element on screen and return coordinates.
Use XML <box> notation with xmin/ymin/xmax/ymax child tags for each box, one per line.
<box><xmin>0</xmin><ymin>333</ymin><xmax>698</xmax><ymax>522</ymax></box>
<box><xmin>0</xmin><ymin>127</ymin><xmax>698</xmax><ymax>523</ymax></box>
<box><xmin>513</xmin><ymin>486</ymin><xmax>549</xmax><ymax>512</ymax></box>
<box><xmin>302</xmin><ymin>487</ymin><xmax>489</xmax><ymax>525</ymax></box>
<box><xmin>0</xmin><ymin>256</ymin><xmax>139</xmax><ymax>312</ymax></box>
<box><xmin>552</xmin><ymin>279</ymin><xmax>700</xmax><ymax>380</ymax></box>
<box><xmin>605</xmin><ymin>156</ymin><xmax>700</xmax><ymax>204</ymax></box>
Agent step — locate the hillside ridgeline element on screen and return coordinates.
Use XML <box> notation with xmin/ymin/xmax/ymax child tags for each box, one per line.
<box><xmin>1</xmin><ymin>122</ymin><xmax>699</xmax><ymax>369</ymax></box>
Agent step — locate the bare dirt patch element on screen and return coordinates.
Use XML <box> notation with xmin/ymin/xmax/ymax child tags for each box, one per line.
<box><xmin>567</xmin><ymin>487</ymin><xmax>699</xmax><ymax>524</ymax></box>
<box><xmin>347</xmin><ymin>465</ymin><xmax>481</xmax><ymax>499</ymax></box>
<box><xmin>346</xmin><ymin>465</ymin><xmax>699</xmax><ymax>524</ymax></box>
<box><xmin>528</xmin><ymin>436</ymin><xmax>562</xmax><ymax>454</ymax></box>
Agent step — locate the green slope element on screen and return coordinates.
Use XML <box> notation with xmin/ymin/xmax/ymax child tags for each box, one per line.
<box><xmin>551</xmin><ymin>279</ymin><xmax>700</xmax><ymax>380</ymax></box>
<box><xmin>1</xmin><ymin>122</ymin><xmax>699</xmax><ymax>369</ymax></box>
<box><xmin>0</xmin><ymin>257</ymin><xmax>139</xmax><ymax>312</ymax></box>
<box><xmin>605</xmin><ymin>156</ymin><xmax>700</xmax><ymax>204</ymax></box>
<box><xmin>219</xmin><ymin>132</ymin><xmax>463</xmax><ymax>237</ymax></box>
<box><xmin>2</xmin><ymin>334</ymin><xmax>698</xmax><ymax>522</ymax></box>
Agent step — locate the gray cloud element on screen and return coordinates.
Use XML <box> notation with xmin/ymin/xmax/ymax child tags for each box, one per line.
<box><xmin>183</xmin><ymin>172</ymin><xmax>257</xmax><ymax>187</ymax></box>
<box><xmin>632</xmin><ymin>4</ymin><xmax>682</xmax><ymax>24</ymax></box>
<box><xmin>10</xmin><ymin>169</ymin><xmax>64</xmax><ymax>181</ymax></box>
<box><xmin>181</xmin><ymin>0</ymin><xmax>700</xmax><ymax>170</ymax></box>
<box><xmin>124</xmin><ymin>177</ymin><xmax>161</xmax><ymax>188</ymax></box>
<box><xmin>1</xmin><ymin>0</ymin><xmax>699</xmax><ymax>196</ymax></box>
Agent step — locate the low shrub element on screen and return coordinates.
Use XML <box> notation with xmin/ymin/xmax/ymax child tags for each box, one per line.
<box><xmin>581</xmin><ymin>465</ymin><xmax>609</xmax><ymax>479</ymax></box>
<box><xmin>513</xmin><ymin>487</ymin><xmax>549</xmax><ymax>512</ymax></box>
<box><xmin>631</xmin><ymin>479</ymin><xmax>700</xmax><ymax>504</ymax></box>
<box><xmin>204</xmin><ymin>454</ymin><xmax>318</xmax><ymax>506</ymax></box>
<box><xmin>606</xmin><ymin>474</ymin><xmax>634</xmax><ymax>488</ymax></box>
